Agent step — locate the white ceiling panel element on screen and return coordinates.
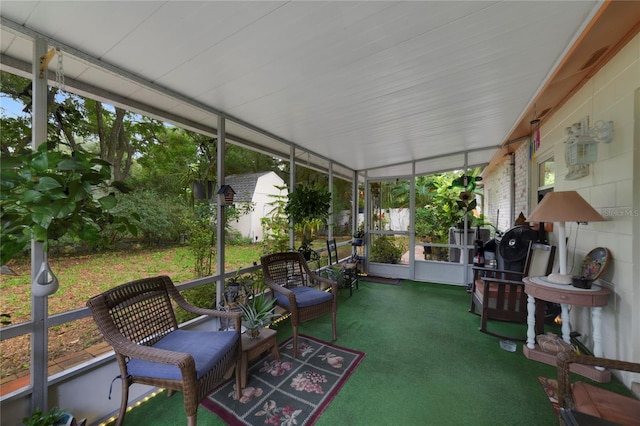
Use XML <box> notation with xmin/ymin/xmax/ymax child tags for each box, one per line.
<box><xmin>1</xmin><ymin>1</ymin><xmax>606</xmax><ymax>175</ymax></box>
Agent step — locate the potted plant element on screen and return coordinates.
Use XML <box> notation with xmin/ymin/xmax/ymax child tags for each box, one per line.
<box><xmin>323</xmin><ymin>265</ymin><xmax>345</xmax><ymax>286</ymax></box>
<box><xmin>352</xmin><ymin>223</ymin><xmax>365</xmax><ymax>246</ymax></box>
<box><xmin>22</xmin><ymin>407</ymin><xmax>85</xmax><ymax>426</ymax></box>
<box><xmin>284</xmin><ymin>184</ymin><xmax>331</xmax><ymax>260</ymax></box>
<box><xmin>223</xmin><ymin>270</ymin><xmax>252</xmax><ymax>307</ymax></box>
<box><xmin>239</xmin><ymin>293</ymin><xmax>279</xmax><ymax>339</ymax></box>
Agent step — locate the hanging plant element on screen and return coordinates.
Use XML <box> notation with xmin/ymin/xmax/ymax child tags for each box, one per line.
<box><xmin>0</xmin><ymin>144</ymin><xmax>137</xmax><ymax>265</ymax></box>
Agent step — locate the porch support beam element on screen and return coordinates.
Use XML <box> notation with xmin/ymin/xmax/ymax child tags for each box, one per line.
<box><xmin>289</xmin><ymin>146</ymin><xmax>295</xmax><ymax>250</ymax></box>
<box><xmin>30</xmin><ymin>36</ymin><xmax>49</xmax><ymax>414</ymax></box>
<box><xmin>328</xmin><ymin>162</ymin><xmax>334</xmax><ymax>241</ymax></box>
<box><xmin>216</xmin><ymin>117</ymin><xmax>226</xmax><ymax>308</ymax></box>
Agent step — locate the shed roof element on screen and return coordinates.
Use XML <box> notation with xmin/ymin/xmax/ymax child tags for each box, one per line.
<box><xmin>225</xmin><ymin>171</ymin><xmax>280</xmax><ymax>203</ymax></box>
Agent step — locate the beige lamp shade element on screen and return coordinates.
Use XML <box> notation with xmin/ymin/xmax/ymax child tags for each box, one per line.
<box><xmin>527</xmin><ymin>191</ymin><xmax>605</xmax><ymax>223</ymax></box>
<box><xmin>527</xmin><ymin>191</ymin><xmax>605</xmax><ymax>284</ymax></box>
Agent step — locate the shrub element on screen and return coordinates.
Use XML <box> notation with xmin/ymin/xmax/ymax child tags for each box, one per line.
<box><xmin>370</xmin><ymin>235</ymin><xmax>403</xmax><ymax>264</ymax></box>
<box><xmin>111</xmin><ymin>190</ymin><xmax>188</xmax><ymax>245</ymax></box>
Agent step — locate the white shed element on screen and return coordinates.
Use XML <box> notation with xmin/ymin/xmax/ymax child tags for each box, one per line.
<box><xmin>224</xmin><ymin>172</ymin><xmax>287</xmax><ymax>242</ymax></box>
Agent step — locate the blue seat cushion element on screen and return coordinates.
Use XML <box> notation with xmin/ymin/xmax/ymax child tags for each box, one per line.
<box><xmin>127</xmin><ymin>330</ymin><xmax>238</xmax><ymax>381</ymax></box>
<box><xmin>275</xmin><ymin>286</ymin><xmax>333</xmax><ymax>309</ymax></box>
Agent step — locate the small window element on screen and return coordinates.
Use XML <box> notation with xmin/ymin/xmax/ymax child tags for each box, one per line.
<box><xmin>538</xmin><ymin>158</ymin><xmax>555</xmax><ymax>188</ymax></box>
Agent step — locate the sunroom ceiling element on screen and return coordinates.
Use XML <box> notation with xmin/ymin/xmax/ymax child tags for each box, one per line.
<box><xmin>0</xmin><ymin>1</ymin><xmax>610</xmax><ymax>177</ymax></box>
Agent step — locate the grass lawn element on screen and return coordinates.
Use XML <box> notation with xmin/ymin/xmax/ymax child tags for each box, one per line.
<box><xmin>0</xmin><ymin>244</ymin><xmax>263</xmax><ymax>378</ymax></box>
<box><xmin>0</xmin><ymin>238</ymin><xmax>353</xmax><ymax>379</ymax></box>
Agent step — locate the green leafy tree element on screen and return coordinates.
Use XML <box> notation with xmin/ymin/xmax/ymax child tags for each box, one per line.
<box><xmin>285</xmin><ymin>183</ymin><xmax>331</xmax><ymax>252</ymax></box>
<box><xmin>0</xmin><ymin>144</ymin><xmax>136</xmax><ymax>264</ymax></box>
<box><xmin>1</xmin><ymin>71</ymin><xmax>167</xmax><ymax>183</ymax></box>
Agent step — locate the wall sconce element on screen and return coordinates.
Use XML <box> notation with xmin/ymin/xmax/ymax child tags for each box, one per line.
<box><xmin>217</xmin><ymin>185</ymin><xmax>236</xmax><ymax>206</ymax></box>
<box><xmin>564</xmin><ymin>117</ymin><xmax>613</xmax><ymax>180</ymax></box>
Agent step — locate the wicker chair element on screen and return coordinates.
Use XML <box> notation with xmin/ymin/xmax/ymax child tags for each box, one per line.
<box><xmin>469</xmin><ymin>242</ymin><xmax>556</xmax><ymax>340</ymax></box>
<box><xmin>86</xmin><ymin>275</ymin><xmax>242</xmax><ymax>426</ymax></box>
<box><xmin>557</xmin><ymin>352</ymin><xmax>640</xmax><ymax>425</ymax></box>
<box><xmin>261</xmin><ymin>252</ymin><xmax>338</xmax><ymax>358</ymax></box>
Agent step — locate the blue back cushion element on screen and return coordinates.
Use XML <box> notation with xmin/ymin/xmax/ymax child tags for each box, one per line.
<box><xmin>274</xmin><ymin>286</ymin><xmax>333</xmax><ymax>308</ymax></box>
<box><xmin>127</xmin><ymin>330</ymin><xmax>238</xmax><ymax>381</ymax></box>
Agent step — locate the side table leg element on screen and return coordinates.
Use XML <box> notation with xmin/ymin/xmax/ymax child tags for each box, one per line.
<box><xmin>270</xmin><ymin>342</ymin><xmax>281</xmax><ymax>361</ymax></box>
<box><xmin>592</xmin><ymin>307</ymin><xmax>605</xmax><ymax>371</ymax></box>
<box><xmin>561</xmin><ymin>303</ymin><xmax>571</xmax><ymax>343</ymax></box>
<box><xmin>240</xmin><ymin>353</ymin><xmax>248</xmax><ymax>388</ymax></box>
<box><xmin>526</xmin><ymin>295</ymin><xmax>536</xmax><ymax>349</ymax></box>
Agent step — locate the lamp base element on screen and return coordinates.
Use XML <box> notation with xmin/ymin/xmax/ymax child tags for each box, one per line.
<box><xmin>546</xmin><ymin>273</ymin><xmax>573</xmax><ymax>285</ymax></box>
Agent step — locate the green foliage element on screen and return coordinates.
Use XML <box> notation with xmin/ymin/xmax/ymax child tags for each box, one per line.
<box><xmin>239</xmin><ymin>293</ymin><xmax>279</xmax><ymax>335</ymax></box>
<box><xmin>134</xmin><ymin>127</ymin><xmax>199</xmax><ymax>199</ymax></box>
<box><xmin>285</xmin><ymin>184</ymin><xmax>331</xmax><ymax>248</ymax></box>
<box><xmin>369</xmin><ymin>235</ymin><xmax>404</xmax><ymax>264</ymax></box>
<box><xmin>261</xmin><ymin>186</ymin><xmax>290</xmax><ymax>254</ymax></box>
<box><xmin>22</xmin><ymin>406</ymin><xmax>68</xmax><ymax>426</ymax></box>
<box><xmin>0</xmin><ymin>144</ymin><xmax>137</xmax><ymax>264</ymax></box>
<box><xmin>412</xmin><ymin>169</ymin><xmax>487</xmax><ymax>245</ymax></box>
<box><xmin>176</xmin><ymin>283</ymin><xmax>217</xmax><ymax>323</ymax></box>
<box><xmin>110</xmin><ymin>190</ymin><xmax>189</xmax><ymax>245</ymax></box>
<box><xmin>323</xmin><ymin>266</ymin><xmax>345</xmax><ymax>285</ymax></box>
<box><xmin>183</xmin><ymin>202</ymin><xmax>216</xmax><ymax>277</ymax></box>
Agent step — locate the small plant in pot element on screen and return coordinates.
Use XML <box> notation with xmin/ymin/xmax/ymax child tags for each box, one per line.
<box><xmin>22</xmin><ymin>406</ymin><xmax>85</xmax><ymax>426</ymax></box>
<box><xmin>239</xmin><ymin>293</ymin><xmax>279</xmax><ymax>339</ymax></box>
<box><xmin>352</xmin><ymin>224</ymin><xmax>365</xmax><ymax>246</ymax></box>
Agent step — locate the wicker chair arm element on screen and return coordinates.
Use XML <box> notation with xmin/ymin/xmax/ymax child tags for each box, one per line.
<box><xmin>264</xmin><ymin>278</ymin><xmax>298</xmax><ymax>308</ymax></box>
<box><xmin>473</xmin><ymin>267</ymin><xmax>525</xmax><ymax>282</ymax></box>
<box><xmin>480</xmin><ymin>277</ymin><xmax>526</xmax><ymax>287</ymax></box>
<box><xmin>166</xmin><ymin>281</ymin><xmax>242</xmax><ymax>328</ymax></box>
<box><xmin>557</xmin><ymin>352</ymin><xmax>640</xmax><ymax>408</ymax></box>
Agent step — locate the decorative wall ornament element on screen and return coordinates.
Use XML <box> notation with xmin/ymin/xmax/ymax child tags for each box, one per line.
<box><xmin>529</xmin><ymin>118</ymin><xmax>540</xmax><ymax>160</ymax></box>
<box><xmin>564</xmin><ymin>117</ymin><xmax>613</xmax><ymax>180</ymax></box>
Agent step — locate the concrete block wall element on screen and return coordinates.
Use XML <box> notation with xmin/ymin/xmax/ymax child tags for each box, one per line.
<box><xmin>496</xmin><ymin>33</ymin><xmax>640</xmax><ymax>389</ymax></box>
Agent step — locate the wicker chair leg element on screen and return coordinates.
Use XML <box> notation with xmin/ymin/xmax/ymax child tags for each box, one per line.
<box><xmin>292</xmin><ymin>325</ymin><xmax>299</xmax><ymax>359</ymax></box>
<box><xmin>187</xmin><ymin>414</ymin><xmax>197</xmax><ymax>426</ymax></box>
<box><xmin>332</xmin><ymin>311</ymin><xmax>337</xmax><ymax>341</ymax></box>
<box><xmin>115</xmin><ymin>380</ymin><xmax>129</xmax><ymax>426</ymax></box>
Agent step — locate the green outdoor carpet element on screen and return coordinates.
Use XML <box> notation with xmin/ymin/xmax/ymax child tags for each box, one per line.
<box><xmin>103</xmin><ymin>280</ymin><xmax>616</xmax><ymax>426</ymax></box>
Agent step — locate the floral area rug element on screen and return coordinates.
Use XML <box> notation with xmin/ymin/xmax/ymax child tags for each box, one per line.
<box><xmin>538</xmin><ymin>376</ymin><xmax>561</xmax><ymax>415</ymax></box>
<box><xmin>202</xmin><ymin>335</ymin><xmax>365</xmax><ymax>425</ymax></box>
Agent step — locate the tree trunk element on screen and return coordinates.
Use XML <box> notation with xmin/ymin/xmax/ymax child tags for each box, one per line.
<box><xmin>95</xmin><ymin>102</ymin><xmax>132</xmax><ymax>181</ymax></box>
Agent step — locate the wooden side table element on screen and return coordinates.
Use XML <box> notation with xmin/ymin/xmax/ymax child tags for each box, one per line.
<box><xmin>240</xmin><ymin>328</ymin><xmax>280</xmax><ymax>387</ymax></box>
<box><xmin>523</xmin><ymin>276</ymin><xmax>611</xmax><ymax>382</ymax></box>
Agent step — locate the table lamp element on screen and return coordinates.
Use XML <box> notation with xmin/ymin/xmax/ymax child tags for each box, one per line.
<box><xmin>526</xmin><ymin>191</ymin><xmax>605</xmax><ymax>284</ymax></box>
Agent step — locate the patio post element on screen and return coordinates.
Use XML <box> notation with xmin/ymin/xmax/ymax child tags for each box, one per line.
<box><xmin>216</xmin><ymin>116</ymin><xmax>226</xmax><ymax>308</ymax></box>
<box><xmin>30</xmin><ymin>36</ymin><xmax>49</xmax><ymax>414</ymax></box>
